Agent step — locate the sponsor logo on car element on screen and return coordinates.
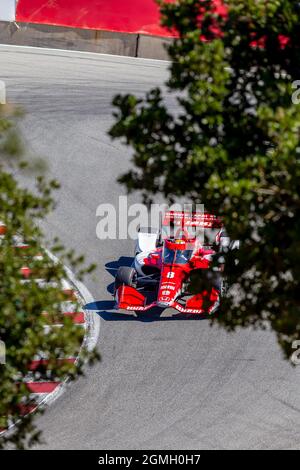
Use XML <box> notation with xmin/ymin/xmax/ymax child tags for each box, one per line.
<box><xmin>175</xmin><ymin>304</ymin><xmax>203</xmax><ymax>314</ymax></box>
<box><xmin>127</xmin><ymin>306</ymin><xmax>145</xmax><ymax>311</ymax></box>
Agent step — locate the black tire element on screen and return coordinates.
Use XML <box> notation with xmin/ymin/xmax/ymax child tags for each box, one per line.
<box><xmin>114</xmin><ymin>266</ymin><xmax>137</xmax><ymax>292</ymax></box>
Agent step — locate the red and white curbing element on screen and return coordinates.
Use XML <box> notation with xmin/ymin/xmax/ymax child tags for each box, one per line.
<box><xmin>0</xmin><ymin>222</ymin><xmax>100</xmax><ymax>432</ymax></box>
<box><xmin>24</xmin><ymin>277</ymin><xmax>86</xmax><ymax>410</ymax></box>
<box><xmin>31</xmin><ymin>258</ymin><xmax>100</xmax><ymax>409</ymax></box>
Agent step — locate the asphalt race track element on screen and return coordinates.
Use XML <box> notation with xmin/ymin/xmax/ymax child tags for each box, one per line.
<box><xmin>1</xmin><ymin>45</ymin><xmax>300</xmax><ymax>450</ymax></box>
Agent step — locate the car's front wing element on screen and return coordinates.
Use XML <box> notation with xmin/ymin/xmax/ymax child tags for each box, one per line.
<box><xmin>115</xmin><ymin>285</ymin><xmax>219</xmax><ymax>315</ymax></box>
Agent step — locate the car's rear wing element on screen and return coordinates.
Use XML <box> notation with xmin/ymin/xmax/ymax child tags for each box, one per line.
<box><xmin>162</xmin><ymin>211</ymin><xmax>223</xmax><ymax>229</ymax></box>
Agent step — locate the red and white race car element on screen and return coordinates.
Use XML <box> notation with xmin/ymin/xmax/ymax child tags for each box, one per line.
<box><xmin>114</xmin><ymin>211</ymin><xmax>237</xmax><ymax>315</ymax></box>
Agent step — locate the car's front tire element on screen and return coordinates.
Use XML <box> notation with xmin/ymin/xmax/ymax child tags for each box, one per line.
<box><xmin>114</xmin><ymin>266</ymin><xmax>137</xmax><ymax>292</ymax></box>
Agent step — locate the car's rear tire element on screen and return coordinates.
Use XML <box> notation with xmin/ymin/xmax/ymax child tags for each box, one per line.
<box><xmin>114</xmin><ymin>266</ymin><xmax>137</xmax><ymax>292</ymax></box>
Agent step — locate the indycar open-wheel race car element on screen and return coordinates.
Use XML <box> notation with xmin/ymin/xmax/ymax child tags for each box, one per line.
<box><xmin>114</xmin><ymin>211</ymin><xmax>237</xmax><ymax>316</ymax></box>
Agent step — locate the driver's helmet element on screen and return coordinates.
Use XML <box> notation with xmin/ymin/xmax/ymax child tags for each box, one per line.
<box><xmin>174</xmin><ymin>238</ymin><xmax>186</xmax><ymax>245</ymax></box>
<box><xmin>163</xmin><ymin>238</ymin><xmax>194</xmax><ymax>265</ymax></box>
<box><xmin>165</xmin><ymin>238</ymin><xmax>186</xmax><ymax>249</ymax></box>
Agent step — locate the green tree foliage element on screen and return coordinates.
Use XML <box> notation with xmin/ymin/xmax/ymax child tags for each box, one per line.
<box><xmin>110</xmin><ymin>0</ymin><xmax>300</xmax><ymax>359</ymax></box>
<box><xmin>0</xmin><ymin>105</ymin><xmax>98</xmax><ymax>449</ymax></box>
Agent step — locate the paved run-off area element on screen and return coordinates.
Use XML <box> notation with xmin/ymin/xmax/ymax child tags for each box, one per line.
<box><xmin>0</xmin><ymin>45</ymin><xmax>300</xmax><ymax>450</ymax></box>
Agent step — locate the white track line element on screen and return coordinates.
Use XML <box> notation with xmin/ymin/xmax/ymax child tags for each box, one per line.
<box><xmin>45</xmin><ymin>249</ymin><xmax>100</xmax><ymax>355</ymax></box>
<box><xmin>0</xmin><ymin>43</ymin><xmax>171</xmax><ymax>64</ymax></box>
<box><xmin>37</xmin><ymin>252</ymin><xmax>100</xmax><ymax>407</ymax></box>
